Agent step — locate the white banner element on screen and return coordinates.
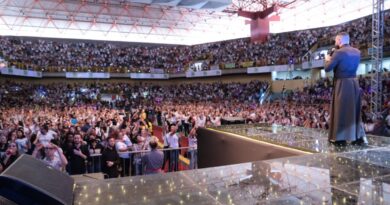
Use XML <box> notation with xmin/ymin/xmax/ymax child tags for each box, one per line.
<box><xmin>150</xmin><ymin>68</ymin><xmax>165</xmax><ymax>74</ymax></box>
<box><xmin>210</xmin><ymin>65</ymin><xmax>220</xmax><ymax>70</ymax></box>
<box><xmin>247</xmin><ymin>66</ymin><xmax>271</xmax><ymax>74</ymax></box>
<box><xmin>130</xmin><ymin>73</ymin><xmax>169</xmax><ymax>79</ymax></box>
<box><xmin>65</xmin><ymin>72</ymin><xmax>110</xmax><ymax>79</ymax></box>
<box><xmin>302</xmin><ymin>60</ymin><xmax>324</xmax><ymax>69</ymax></box>
<box><xmin>1</xmin><ymin>67</ymin><xmax>42</xmax><ymax>78</ymax></box>
<box><xmin>248</xmin><ymin>65</ymin><xmax>290</xmax><ymax>74</ymax></box>
<box><xmin>185</xmin><ymin>69</ymin><xmax>222</xmax><ymax>78</ymax></box>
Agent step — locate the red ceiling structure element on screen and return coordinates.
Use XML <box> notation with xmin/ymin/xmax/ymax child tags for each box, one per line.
<box><xmin>224</xmin><ymin>0</ymin><xmax>298</xmax><ymax>13</ymax></box>
<box><xmin>224</xmin><ymin>0</ymin><xmax>298</xmax><ymax>43</ymax></box>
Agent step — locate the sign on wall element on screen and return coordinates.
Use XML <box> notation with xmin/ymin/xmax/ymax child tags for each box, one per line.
<box><xmin>1</xmin><ymin>67</ymin><xmax>42</xmax><ymax>78</ymax></box>
<box><xmin>130</xmin><ymin>73</ymin><xmax>169</xmax><ymax>79</ymax></box>
<box><xmin>247</xmin><ymin>65</ymin><xmax>290</xmax><ymax>74</ymax></box>
<box><xmin>65</xmin><ymin>72</ymin><xmax>110</xmax><ymax>79</ymax></box>
<box><xmin>185</xmin><ymin>70</ymin><xmax>222</xmax><ymax>78</ymax></box>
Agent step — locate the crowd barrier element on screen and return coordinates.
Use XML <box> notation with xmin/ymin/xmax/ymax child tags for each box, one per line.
<box><xmin>81</xmin><ymin>146</ymin><xmax>197</xmax><ymax>177</ymax></box>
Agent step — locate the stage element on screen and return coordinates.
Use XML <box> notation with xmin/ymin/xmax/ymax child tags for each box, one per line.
<box><xmin>72</xmin><ymin>124</ymin><xmax>390</xmax><ymax>205</ymax></box>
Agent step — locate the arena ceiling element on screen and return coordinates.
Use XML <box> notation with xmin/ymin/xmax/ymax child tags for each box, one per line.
<box><xmin>0</xmin><ymin>0</ymin><xmax>389</xmax><ymax>45</ymax></box>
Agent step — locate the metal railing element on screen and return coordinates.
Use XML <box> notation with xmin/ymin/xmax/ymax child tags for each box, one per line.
<box><xmin>82</xmin><ymin>146</ymin><xmax>197</xmax><ymax>178</ymax></box>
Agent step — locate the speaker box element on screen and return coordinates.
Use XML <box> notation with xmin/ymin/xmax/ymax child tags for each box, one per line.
<box><xmin>0</xmin><ymin>154</ymin><xmax>74</xmax><ymax>205</ymax></box>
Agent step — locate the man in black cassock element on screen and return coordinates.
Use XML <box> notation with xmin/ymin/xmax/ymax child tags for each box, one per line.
<box><xmin>324</xmin><ymin>32</ymin><xmax>367</xmax><ymax>146</ymax></box>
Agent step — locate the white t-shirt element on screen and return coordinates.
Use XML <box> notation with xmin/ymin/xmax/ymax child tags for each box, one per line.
<box><xmin>123</xmin><ymin>135</ymin><xmax>132</xmax><ymax>147</ymax></box>
<box><xmin>188</xmin><ymin>136</ymin><xmax>197</xmax><ymax>150</ymax></box>
<box><xmin>184</xmin><ymin>115</ymin><xmax>190</xmax><ymax>124</ymax></box>
<box><xmin>169</xmin><ymin>116</ymin><xmax>177</xmax><ymax>125</ymax></box>
<box><xmin>29</xmin><ymin>124</ymin><xmax>39</xmax><ymax>135</ymax></box>
<box><xmin>36</xmin><ymin>148</ymin><xmax>63</xmax><ymax>165</ymax></box>
<box><xmin>43</xmin><ymin>157</ymin><xmax>63</xmax><ymax>171</ymax></box>
<box><xmin>164</xmin><ymin>133</ymin><xmax>179</xmax><ymax>148</ymax></box>
<box><xmin>116</xmin><ymin>141</ymin><xmax>129</xmax><ymax>159</ymax></box>
<box><xmin>196</xmin><ymin>116</ymin><xmax>206</xmax><ymax>128</ymax></box>
<box><xmin>211</xmin><ymin>116</ymin><xmax>221</xmax><ymax>126</ymax></box>
<box><xmin>95</xmin><ymin>127</ymin><xmax>102</xmax><ymax>137</ymax></box>
<box><xmin>15</xmin><ymin>138</ymin><xmax>28</xmax><ymax>154</ymax></box>
<box><xmin>38</xmin><ymin>130</ymin><xmax>57</xmax><ymax>146</ymax></box>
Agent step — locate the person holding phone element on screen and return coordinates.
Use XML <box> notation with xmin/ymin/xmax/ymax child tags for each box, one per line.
<box><xmin>0</xmin><ymin>142</ymin><xmax>19</xmax><ymax>173</ymax></box>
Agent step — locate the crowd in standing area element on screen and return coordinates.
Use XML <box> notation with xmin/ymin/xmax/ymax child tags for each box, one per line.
<box><xmin>2</xmin><ymin>73</ymin><xmax>388</xmax><ymax>176</ymax></box>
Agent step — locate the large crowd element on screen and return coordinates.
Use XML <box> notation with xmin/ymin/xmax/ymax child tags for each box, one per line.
<box><xmin>1</xmin><ymin>10</ymin><xmax>390</xmax><ymax>178</ymax></box>
<box><xmin>0</xmin><ymin>11</ymin><xmax>389</xmax><ymax>73</ymax></box>
<box><xmin>2</xmin><ymin>74</ymin><xmax>389</xmax><ymax>176</ymax></box>
<box><xmin>0</xmin><ymin>80</ymin><xmax>270</xmax><ymax>176</ymax></box>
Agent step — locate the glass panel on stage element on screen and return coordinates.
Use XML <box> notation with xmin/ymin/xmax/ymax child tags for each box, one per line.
<box><xmin>73</xmin><ymin>125</ymin><xmax>390</xmax><ymax>205</ymax></box>
<box><xmin>74</xmin><ymin>151</ymin><xmax>390</xmax><ymax>205</ymax></box>
<box><xmin>212</xmin><ymin>124</ymin><xmax>390</xmax><ymax>153</ymax></box>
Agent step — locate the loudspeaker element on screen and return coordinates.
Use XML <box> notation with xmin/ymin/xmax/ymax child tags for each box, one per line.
<box><xmin>0</xmin><ymin>196</ymin><xmax>17</xmax><ymax>205</ymax></box>
<box><xmin>0</xmin><ymin>154</ymin><xmax>74</xmax><ymax>205</ymax></box>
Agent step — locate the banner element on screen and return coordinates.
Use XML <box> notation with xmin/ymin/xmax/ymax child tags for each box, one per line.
<box><xmin>224</xmin><ymin>63</ymin><xmax>236</xmax><ymax>69</ymax></box>
<box><xmin>150</xmin><ymin>68</ymin><xmax>165</xmax><ymax>74</ymax></box>
<box><xmin>240</xmin><ymin>61</ymin><xmax>254</xmax><ymax>68</ymax></box>
<box><xmin>247</xmin><ymin>64</ymin><xmax>290</xmax><ymax>74</ymax></box>
<box><xmin>130</xmin><ymin>73</ymin><xmax>169</xmax><ymax>79</ymax></box>
<box><xmin>247</xmin><ymin>65</ymin><xmax>294</xmax><ymax>74</ymax></box>
<box><xmin>247</xmin><ymin>66</ymin><xmax>271</xmax><ymax>74</ymax></box>
<box><xmin>302</xmin><ymin>60</ymin><xmax>324</xmax><ymax>69</ymax></box>
<box><xmin>1</xmin><ymin>67</ymin><xmax>42</xmax><ymax>78</ymax></box>
<box><xmin>186</xmin><ymin>70</ymin><xmax>222</xmax><ymax>78</ymax></box>
<box><xmin>65</xmin><ymin>72</ymin><xmax>110</xmax><ymax>79</ymax></box>
<box><xmin>210</xmin><ymin>65</ymin><xmax>220</xmax><ymax>70</ymax></box>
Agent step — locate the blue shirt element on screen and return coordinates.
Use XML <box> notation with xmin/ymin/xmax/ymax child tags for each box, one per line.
<box><xmin>324</xmin><ymin>45</ymin><xmax>361</xmax><ymax>79</ymax></box>
<box><xmin>70</xmin><ymin>118</ymin><xmax>78</xmax><ymax>125</ymax></box>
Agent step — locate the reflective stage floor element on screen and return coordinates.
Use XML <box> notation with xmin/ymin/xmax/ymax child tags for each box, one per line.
<box><xmin>74</xmin><ymin>125</ymin><xmax>390</xmax><ymax>205</ymax></box>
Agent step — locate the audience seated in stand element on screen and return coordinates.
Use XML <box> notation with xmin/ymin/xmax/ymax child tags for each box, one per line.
<box><xmin>0</xmin><ymin>10</ymin><xmax>389</xmax><ymax>73</ymax></box>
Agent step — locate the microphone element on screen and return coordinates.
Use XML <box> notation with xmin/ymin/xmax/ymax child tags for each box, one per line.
<box><xmin>328</xmin><ymin>45</ymin><xmax>340</xmax><ymax>56</ymax></box>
